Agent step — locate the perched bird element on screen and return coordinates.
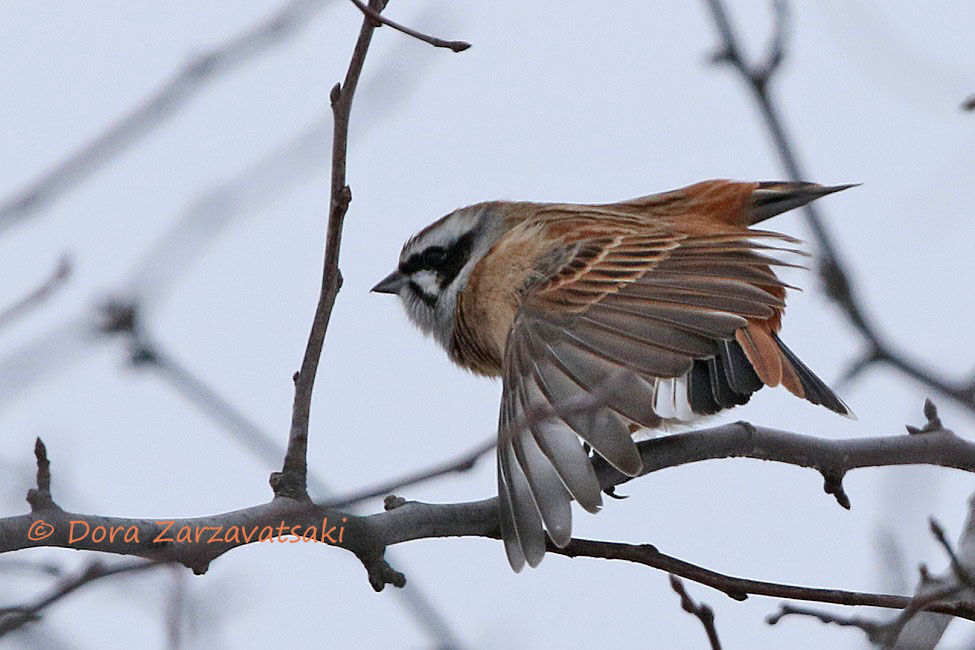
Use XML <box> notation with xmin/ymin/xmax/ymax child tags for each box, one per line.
<box><xmin>372</xmin><ymin>180</ymin><xmax>854</xmax><ymax>571</ymax></box>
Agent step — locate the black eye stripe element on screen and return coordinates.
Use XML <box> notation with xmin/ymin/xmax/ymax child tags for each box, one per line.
<box><xmin>399</xmin><ymin>231</ymin><xmax>477</xmax><ymax>287</ymax></box>
<box><xmin>408</xmin><ymin>281</ymin><xmax>438</xmax><ymax>307</ymax></box>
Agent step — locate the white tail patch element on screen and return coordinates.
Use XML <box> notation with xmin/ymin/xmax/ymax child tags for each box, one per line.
<box><xmin>651</xmin><ymin>376</ymin><xmax>696</xmax><ymax>423</ymax></box>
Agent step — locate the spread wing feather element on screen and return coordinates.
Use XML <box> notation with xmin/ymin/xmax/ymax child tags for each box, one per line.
<box><xmin>496</xmin><ymin>215</ymin><xmax>850</xmax><ymax>567</ymax></box>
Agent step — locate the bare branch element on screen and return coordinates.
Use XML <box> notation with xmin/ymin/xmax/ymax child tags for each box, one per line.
<box><xmin>766</xmin><ymin>603</ymin><xmax>884</xmax><ymax>637</ymax></box>
<box><xmin>3</xmin><ymin>405</ymin><xmax>973</xmax><ymax>614</ymax></box>
<box><xmin>0</xmin><ymin>0</ymin><xmax>330</xmax><ymax>235</ymax></box>
<box><xmin>766</xmin><ymin>496</ymin><xmax>975</xmax><ymax>648</ymax></box>
<box><xmin>346</xmin><ymin>0</ymin><xmax>470</xmax><ymax>51</ymax></box>
<box><xmin>835</xmin><ymin>348</ymin><xmax>882</xmax><ymax>389</ymax></box>
<box><xmin>321</xmin><ymin>437</ymin><xmax>495</xmax><ymax>509</ymax></box>
<box><xmin>277</xmin><ymin>0</ymin><xmax>376</xmax><ymax>499</ymax></box>
<box><xmin>138</xmin><ymin>341</ymin><xmax>462</xmax><ymax>646</ymax></box>
<box><xmin>595</xmin><ymin>402</ymin><xmax>971</xmax><ymax>513</ymax></box>
<box><xmin>930</xmin><ymin>517</ymin><xmax>975</xmax><ymax>588</ymax></box>
<box><xmin>0</xmin><ymin>257</ymin><xmax>71</xmax><ymax>332</ymax></box>
<box><xmin>25</xmin><ymin>438</ymin><xmax>57</xmax><ymax>513</ymax></box>
<box><xmin>0</xmin><ymin>559</ymin><xmax>165</xmax><ymax>637</ymax></box>
<box><xmin>670</xmin><ymin>575</ymin><xmax>722</xmax><ymax>650</ymax></box>
<box><xmin>703</xmin><ymin>0</ymin><xmax>975</xmax><ymax>415</ymax></box>
<box><xmin>553</xmin><ymin>538</ymin><xmax>972</xmax><ymax>619</ymax></box>
<box><xmin>767</xmin><ymin>583</ymin><xmax>964</xmax><ymax>649</ymax></box>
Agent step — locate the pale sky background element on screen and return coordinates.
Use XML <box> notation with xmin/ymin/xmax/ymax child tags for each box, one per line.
<box><xmin>0</xmin><ymin>1</ymin><xmax>973</xmax><ymax>648</ymax></box>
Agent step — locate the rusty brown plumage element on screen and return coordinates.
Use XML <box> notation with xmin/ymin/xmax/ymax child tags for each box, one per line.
<box><xmin>375</xmin><ymin>179</ymin><xmax>855</xmax><ymax>572</ymax></box>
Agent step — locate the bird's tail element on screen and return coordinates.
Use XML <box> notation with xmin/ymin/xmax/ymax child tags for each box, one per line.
<box><xmin>734</xmin><ymin>321</ymin><xmax>853</xmax><ymax>417</ymax></box>
<box><xmin>747</xmin><ymin>181</ymin><xmax>859</xmax><ymax>225</ymax></box>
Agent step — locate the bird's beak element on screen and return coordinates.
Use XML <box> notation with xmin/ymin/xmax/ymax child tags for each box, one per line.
<box><xmin>371</xmin><ymin>269</ymin><xmax>407</xmax><ymax>295</ymax></box>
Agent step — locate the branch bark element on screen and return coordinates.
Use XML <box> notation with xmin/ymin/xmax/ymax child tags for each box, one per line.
<box><xmin>278</xmin><ymin>0</ymin><xmax>470</xmax><ymax>500</ymax></box>
<box><xmin>766</xmin><ymin>503</ymin><xmax>975</xmax><ymax>648</ymax></box>
<box><xmin>276</xmin><ymin>0</ymin><xmax>383</xmax><ymax>501</ymax></box>
<box><xmin>346</xmin><ymin>0</ymin><xmax>469</xmax><ymax>51</ymax></box>
<box><xmin>5</xmin><ymin>404</ymin><xmax>974</xmax><ymax>616</ymax></box>
<box><xmin>670</xmin><ymin>575</ymin><xmax>722</xmax><ymax>650</ymax></box>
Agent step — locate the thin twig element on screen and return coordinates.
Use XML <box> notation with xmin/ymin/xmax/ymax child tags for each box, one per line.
<box><xmin>930</xmin><ymin>517</ymin><xmax>975</xmax><ymax>588</ymax></box>
<box><xmin>321</xmin><ymin>437</ymin><xmax>495</xmax><ymax>509</ymax></box>
<box><xmin>0</xmin><ymin>559</ymin><xmax>166</xmax><ymax>636</ymax></box>
<box><xmin>0</xmin><ymin>0</ymin><xmax>330</xmax><ymax>235</ymax></box>
<box><xmin>767</xmin><ymin>582</ymin><xmax>965</xmax><ymax>645</ymax></box>
<box><xmin>279</xmin><ymin>0</ymin><xmax>467</xmax><ymax>498</ymax></box>
<box><xmin>347</xmin><ymin>0</ymin><xmax>469</xmax><ymax>51</ymax></box>
<box><xmin>276</xmin><ymin>0</ymin><xmax>383</xmax><ymax>500</ymax></box>
<box><xmin>766</xmin><ymin>604</ymin><xmax>884</xmax><ymax>637</ymax></box>
<box><xmin>25</xmin><ymin>438</ymin><xmax>56</xmax><ymax>512</ymax></box>
<box><xmin>670</xmin><ymin>575</ymin><xmax>722</xmax><ymax>649</ymax></box>
<box><xmin>766</xmin><ymin>501</ymin><xmax>975</xmax><ymax>647</ymax></box>
<box><xmin>0</xmin><ymin>256</ymin><xmax>71</xmax><ymax>331</ymax></box>
<box><xmin>550</xmin><ymin>538</ymin><xmax>973</xmax><ymax>619</ymax></box>
<box><xmin>140</xmin><ymin>341</ymin><xmax>462</xmax><ymax>647</ymax></box>
<box><xmin>703</xmin><ymin>0</ymin><xmax>975</xmax><ymax>414</ymax></box>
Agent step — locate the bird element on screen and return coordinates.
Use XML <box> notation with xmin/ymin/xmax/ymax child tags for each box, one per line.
<box><xmin>372</xmin><ymin>179</ymin><xmax>854</xmax><ymax>571</ymax></box>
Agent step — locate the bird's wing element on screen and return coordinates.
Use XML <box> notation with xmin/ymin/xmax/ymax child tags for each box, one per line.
<box><xmin>495</xmin><ymin>214</ymin><xmax>847</xmax><ymax>570</ymax></box>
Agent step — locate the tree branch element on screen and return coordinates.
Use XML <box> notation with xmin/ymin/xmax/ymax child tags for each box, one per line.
<box><xmin>703</xmin><ymin>0</ymin><xmax>975</xmax><ymax>415</ymax></box>
<box><xmin>0</xmin><ymin>559</ymin><xmax>166</xmax><ymax>637</ymax></box>
<box><xmin>6</xmin><ymin>402</ymin><xmax>974</xmax><ymax>622</ymax></box>
<box><xmin>594</xmin><ymin>400</ymin><xmax>969</xmax><ymax>512</ymax></box>
<box><xmin>279</xmin><ymin>0</ymin><xmax>469</xmax><ymax>499</ymax></box>
<box><xmin>670</xmin><ymin>575</ymin><xmax>722</xmax><ymax>649</ymax></box>
<box><xmin>0</xmin><ymin>0</ymin><xmax>330</xmax><ymax>235</ymax></box>
<box><xmin>135</xmin><ymin>339</ymin><xmax>462</xmax><ymax>646</ymax></box>
<box><xmin>550</xmin><ymin>538</ymin><xmax>974</xmax><ymax>620</ymax></box>
<box><xmin>0</xmin><ymin>256</ymin><xmax>71</xmax><ymax>332</ymax></box>
<box><xmin>346</xmin><ymin>0</ymin><xmax>469</xmax><ymax>51</ymax></box>
<box><xmin>766</xmin><ymin>504</ymin><xmax>975</xmax><ymax>647</ymax></box>
<box><xmin>320</xmin><ymin>437</ymin><xmax>495</xmax><ymax>509</ymax></box>
<box><xmin>277</xmin><ymin>0</ymin><xmax>384</xmax><ymax>500</ymax></box>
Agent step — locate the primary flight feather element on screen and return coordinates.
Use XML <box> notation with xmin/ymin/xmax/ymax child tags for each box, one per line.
<box><xmin>373</xmin><ymin>179</ymin><xmax>854</xmax><ymax>571</ymax></box>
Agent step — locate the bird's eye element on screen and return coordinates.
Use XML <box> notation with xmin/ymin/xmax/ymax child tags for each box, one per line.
<box><xmin>422</xmin><ymin>246</ymin><xmax>447</xmax><ymax>268</ymax></box>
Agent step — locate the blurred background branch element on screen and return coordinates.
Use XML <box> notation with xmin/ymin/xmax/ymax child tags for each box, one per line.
<box><xmin>0</xmin><ymin>0</ymin><xmax>334</xmax><ymax>236</ymax></box>
<box><xmin>0</xmin><ymin>559</ymin><xmax>166</xmax><ymax>637</ymax></box>
<box><xmin>767</xmin><ymin>499</ymin><xmax>975</xmax><ymax>648</ymax></box>
<box><xmin>0</xmin><ymin>256</ymin><xmax>70</xmax><ymax>333</ymax></box>
<box><xmin>704</xmin><ymin>0</ymin><xmax>975</xmax><ymax>415</ymax></box>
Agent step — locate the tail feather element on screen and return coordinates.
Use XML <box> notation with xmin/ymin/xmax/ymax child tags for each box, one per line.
<box><xmin>687</xmin><ymin>340</ymin><xmax>762</xmax><ymax>416</ymax></box>
<box><xmin>735</xmin><ymin>323</ymin><xmax>783</xmax><ymax>386</ymax></box>
<box><xmin>773</xmin><ymin>333</ymin><xmax>854</xmax><ymax>417</ymax></box>
<box><xmin>724</xmin><ymin>324</ymin><xmax>854</xmax><ymax>418</ymax></box>
<box><xmin>747</xmin><ymin>182</ymin><xmax>858</xmax><ymax>225</ymax></box>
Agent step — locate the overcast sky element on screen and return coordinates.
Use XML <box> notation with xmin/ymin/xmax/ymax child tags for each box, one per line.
<box><xmin>1</xmin><ymin>1</ymin><xmax>973</xmax><ymax>648</ymax></box>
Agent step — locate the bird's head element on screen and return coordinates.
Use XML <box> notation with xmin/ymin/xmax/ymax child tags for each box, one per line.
<box><xmin>371</xmin><ymin>202</ymin><xmax>509</xmax><ymax>347</ymax></box>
